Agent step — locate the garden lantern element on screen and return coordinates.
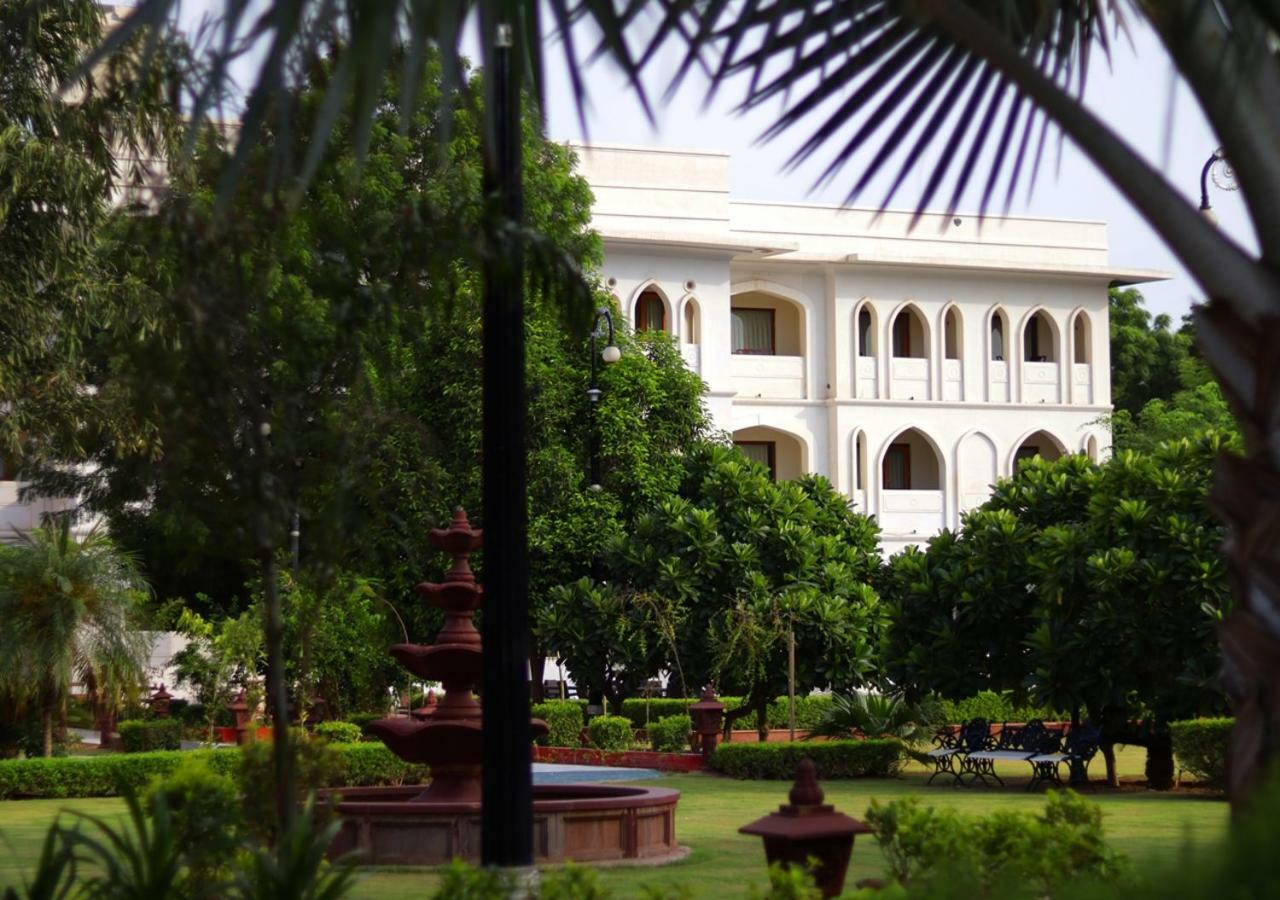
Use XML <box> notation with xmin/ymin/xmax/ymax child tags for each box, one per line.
<box><xmin>229</xmin><ymin>689</ymin><xmax>253</xmax><ymax>745</ymax></box>
<box><xmin>739</xmin><ymin>758</ymin><xmax>871</xmax><ymax>898</ymax></box>
<box><xmin>689</xmin><ymin>685</ymin><xmax>726</xmax><ymax>760</ymax></box>
<box><xmin>148</xmin><ymin>683</ymin><xmax>173</xmax><ymax>718</ymax></box>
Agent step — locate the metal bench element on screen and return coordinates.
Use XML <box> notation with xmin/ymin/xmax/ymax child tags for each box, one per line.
<box><xmin>960</xmin><ymin>720</ymin><xmax>1054</xmax><ymax>788</ymax></box>
<box><xmin>924</xmin><ymin>718</ymin><xmax>990</xmax><ymax>786</ymax></box>
<box><xmin>1026</xmin><ymin>723</ymin><xmax>1101</xmax><ymax>790</ymax></box>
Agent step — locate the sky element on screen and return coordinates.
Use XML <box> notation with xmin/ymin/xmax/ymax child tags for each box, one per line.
<box><xmin>534</xmin><ymin>17</ymin><xmax>1253</xmax><ymax>325</ymax></box>
<box><xmin>169</xmin><ymin>2</ymin><xmax>1253</xmax><ymax>325</ymax></box>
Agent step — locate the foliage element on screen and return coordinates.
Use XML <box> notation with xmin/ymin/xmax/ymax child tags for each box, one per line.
<box><xmin>231</xmin><ymin>796</ymin><xmax>358</xmax><ymax>900</ymax></box>
<box><xmin>118</xmin><ymin>719</ymin><xmax>182</xmax><ymax>753</ymax></box>
<box><xmin>808</xmin><ymin>693</ymin><xmax>931</xmax><ymax>745</ymax></box>
<box><xmin>0</xmin><ymin>743</ymin><xmax>419</xmax><ymax>800</ymax></box>
<box><xmin>882</xmin><ymin>436</ymin><xmax>1233</xmax><ymax>784</ymax></box>
<box><xmin>427</xmin><ymin>860</ymin><xmax>613</xmax><ymax>900</ymax></box>
<box><xmin>312</xmin><ymin>722</ymin><xmax>362</xmax><ymax>745</ymax></box>
<box><xmin>0</xmin><ymin>521</ymin><xmax>151</xmax><ymax>756</ymax></box>
<box><xmin>616</xmin><ymin>696</ymin><xmax>837</xmax><ymax>731</ymax></box>
<box><xmin>1107</xmin><ymin>288</ymin><xmax>1195</xmax><ymax>418</ymax></box>
<box><xmin>235</xmin><ymin>734</ymin><xmax>338</xmax><ymax>843</ymax></box>
<box><xmin>573</xmin><ymin>443</ymin><xmax>883</xmax><ymax>731</ymax></box>
<box><xmin>863</xmin><ymin>791</ymin><xmax>1128</xmax><ymax>897</ymax></box>
<box><xmin>753</xmin><ymin>863</ymin><xmax>822</xmax><ymax>900</ymax></box>
<box><xmin>648</xmin><ymin>715</ymin><xmax>693</xmax><ymax>753</ymax></box>
<box><xmin>142</xmin><ymin>757</ymin><xmax>243</xmax><ymax>879</ymax></box>
<box><xmin>934</xmin><ymin>692</ymin><xmax>1063</xmax><ymax>727</ymax></box>
<box><xmin>709</xmin><ymin>740</ymin><xmax>903</xmax><ymax>780</ymax></box>
<box><xmin>168</xmin><ymin>606</ymin><xmax>264</xmax><ymax>740</ymax></box>
<box><xmin>585</xmin><ymin>716</ymin><xmax>634</xmax><ymax>752</ymax></box>
<box><xmin>532</xmin><ymin>701</ymin><xmax>586</xmax><ymax>749</ymax></box>
<box><xmin>1170</xmin><ymin>718</ymin><xmax>1232</xmax><ymax>787</ymax></box>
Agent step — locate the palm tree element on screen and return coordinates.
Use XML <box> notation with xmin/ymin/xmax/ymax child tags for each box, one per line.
<box><xmin>0</xmin><ymin>520</ymin><xmax>151</xmax><ymax>756</ymax></box>
<box><xmin>81</xmin><ymin>0</ymin><xmax>1280</xmax><ymax>826</ymax></box>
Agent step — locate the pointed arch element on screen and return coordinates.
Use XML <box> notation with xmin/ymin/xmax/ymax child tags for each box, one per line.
<box><xmin>1070</xmin><ymin>308</ymin><xmax>1092</xmax><ymax>364</ymax></box>
<box><xmin>853</xmin><ymin>300</ymin><xmax>878</xmax><ymax>358</ymax></box>
<box><xmin>732</xmin><ymin>424</ymin><xmax>810</xmax><ymax>482</ymax></box>
<box><xmin>730</xmin><ymin>279</ymin><xmax>811</xmax><ymax>357</ymax></box>
<box><xmin>886</xmin><ymin>300</ymin><xmax>930</xmax><ymax>359</ymax></box>
<box><xmin>955</xmin><ymin>429</ymin><xmax>999</xmax><ymax>516</ymax></box>
<box><xmin>680</xmin><ymin>294</ymin><xmax>701</xmax><ymax>345</ymax></box>
<box><xmin>1009</xmin><ymin>428</ymin><xmax>1068</xmax><ymax>473</ymax></box>
<box><xmin>1018</xmin><ymin>305</ymin><xmax>1061</xmax><ymax>363</ymax></box>
<box><xmin>986</xmin><ymin>305</ymin><xmax>1010</xmax><ymax>361</ymax></box>
<box><xmin>940</xmin><ymin>303</ymin><xmax>963</xmax><ymax>360</ymax></box>
<box><xmin>877</xmin><ymin>426</ymin><xmax>945</xmax><ymax>491</ymax></box>
<box><xmin>628</xmin><ymin>280</ymin><xmax>672</xmax><ymax>335</ymax></box>
<box><xmin>850</xmin><ymin>428</ymin><xmax>869</xmax><ymax>493</ymax></box>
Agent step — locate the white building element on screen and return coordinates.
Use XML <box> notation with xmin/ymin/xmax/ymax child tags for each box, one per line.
<box><xmin>575</xmin><ymin>143</ymin><xmax>1166</xmax><ymax>554</ymax></box>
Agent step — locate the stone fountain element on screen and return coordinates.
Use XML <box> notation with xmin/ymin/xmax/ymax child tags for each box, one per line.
<box><xmin>326</xmin><ymin>509</ymin><xmax>682</xmax><ymax>865</ymax></box>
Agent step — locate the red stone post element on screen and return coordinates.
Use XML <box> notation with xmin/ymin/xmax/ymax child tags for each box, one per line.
<box><xmin>689</xmin><ymin>685</ymin><xmax>726</xmax><ymax>762</ymax></box>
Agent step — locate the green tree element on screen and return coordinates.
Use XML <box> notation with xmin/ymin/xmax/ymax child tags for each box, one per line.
<box><xmin>552</xmin><ymin>442</ymin><xmax>884</xmax><ymax>736</ymax></box>
<box><xmin>169</xmin><ymin>606</ymin><xmax>265</xmax><ymax>742</ymax></box>
<box><xmin>0</xmin><ymin>521</ymin><xmax>151</xmax><ymax>756</ymax></box>
<box><xmin>1108</xmin><ymin>288</ymin><xmax>1193</xmax><ymax>417</ymax></box>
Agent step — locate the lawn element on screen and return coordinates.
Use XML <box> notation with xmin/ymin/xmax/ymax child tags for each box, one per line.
<box><xmin>0</xmin><ymin>747</ymin><xmax>1228</xmax><ymax>898</ymax></box>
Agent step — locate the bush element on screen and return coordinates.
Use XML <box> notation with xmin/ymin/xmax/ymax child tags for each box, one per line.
<box><xmin>935</xmin><ymin>691</ymin><xmax>1061</xmax><ymax>725</ymax></box>
<box><xmin>1170</xmin><ymin>717</ymin><xmax>1232</xmax><ymax>786</ymax></box>
<box><xmin>648</xmin><ymin>715</ymin><xmax>692</xmax><ymax>752</ymax></box>
<box><xmin>616</xmin><ymin>695</ymin><xmax>834</xmax><ymax>731</ymax></box>
<box><xmin>863</xmin><ymin>790</ymin><xmax>1128</xmax><ymax>894</ymax></box>
<box><xmin>0</xmin><ymin>742</ymin><xmax>423</xmax><ymax>800</ymax></box>
<box><xmin>532</xmin><ymin>701</ymin><xmax>586</xmax><ymax>748</ymax></box>
<box><xmin>586</xmin><ymin>715</ymin><xmax>633</xmax><ymax>751</ymax></box>
<box><xmin>313</xmin><ymin>721</ymin><xmax>362</xmax><ymax>744</ymax></box>
<box><xmin>765</xmin><ymin>695</ymin><xmax>835</xmax><ymax>730</ymax></box>
<box><xmin>118</xmin><ymin>719</ymin><xmax>183</xmax><ymax>753</ymax></box>
<box><xmin>142</xmin><ymin>757</ymin><xmax>242</xmax><ymax>876</ymax></box>
<box><xmin>710</xmin><ymin>739</ymin><xmax>903</xmax><ymax>779</ymax></box>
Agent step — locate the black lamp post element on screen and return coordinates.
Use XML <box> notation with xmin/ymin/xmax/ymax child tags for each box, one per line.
<box><xmin>587</xmin><ymin>307</ymin><xmax>621</xmax><ymax>490</ymax></box>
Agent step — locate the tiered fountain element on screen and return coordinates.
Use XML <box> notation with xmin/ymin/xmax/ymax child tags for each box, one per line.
<box><xmin>326</xmin><ymin>509</ymin><xmax>682</xmax><ymax>866</ymax></box>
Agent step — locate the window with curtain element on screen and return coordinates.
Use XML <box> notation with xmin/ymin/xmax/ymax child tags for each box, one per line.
<box><xmin>991</xmin><ymin>316</ymin><xmax>1005</xmax><ymax>361</ymax></box>
<box><xmin>636</xmin><ymin>292</ymin><xmax>666</xmax><ymax>332</ymax></box>
<box><xmin>858</xmin><ymin>309</ymin><xmax>874</xmax><ymax>357</ymax></box>
<box><xmin>735</xmin><ymin>441</ymin><xmax>776</xmax><ymax>479</ymax></box>
<box><xmin>883</xmin><ymin>443</ymin><xmax>911</xmax><ymax>489</ymax></box>
<box><xmin>731</xmin><ymin>308</ymin><xmax>775</xmax><ymax>354</ymax></box>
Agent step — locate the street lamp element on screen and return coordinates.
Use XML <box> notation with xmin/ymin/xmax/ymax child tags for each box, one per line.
<box><xmin>587</xmin><ymin>308</ymin><xmax>621</xmax><ymax>491</ymax></box>
<box><xmin>1199</xmin><ymin>148</ymin><xmax>1238</xmax><ymax>224</ymax></box>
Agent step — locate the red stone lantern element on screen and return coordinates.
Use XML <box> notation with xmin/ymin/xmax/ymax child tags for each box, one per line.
<box><xmin>739</xmin><ymin>758</ymin><xmax>871</xmax><ymax>898</ymax></box>
<box><xmin>411</xmin><ymin>689</ymin><xmax>438</xmax><ymax>720</ymax></box>
<box><xmin>228</xmin><ymin>689</ymin><xmax>253</xmax><ymax>745</ymax></box>
<box><xmin>149</xmin><ymin>683</ymin><xmax>173</xmax><ymax>718</ymax></box>
<box><xmin>689</xmin><ymin>685</ymin><xmax>726</xmax><ymax>760</ymax></box>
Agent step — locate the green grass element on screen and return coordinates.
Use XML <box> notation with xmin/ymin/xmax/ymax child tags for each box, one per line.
<box><xmin>0</xmin><ymin>747</ymin><xmax>1228</xmax><ymax>898</ymax></box>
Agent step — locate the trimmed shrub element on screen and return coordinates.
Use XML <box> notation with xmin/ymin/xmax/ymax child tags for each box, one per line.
<box><xmin>648</xmin><ymin>715</ymin><xmax>692</xmax><ymax>752</ymax></box>
<box><xmin>142</xmin><ymin>757</ymin><xmax>242</xmax><ymax>875</ymax></box>
<box><xmin>765</xmin><ymin>695</ymin><xmax>835</xmax><ymax>730</ymax></box>
<box><xmin>118</xmin><ymin>719</ymin><xmax>182</xmax><ymax>753</ymax></box>
<box><xmin>1171</xmin><ymin>717</ymin><xmax>1232</xmax><ymax>786</ymax></box>
<box><xmin>313</xmin><ymin>721</ymin><xmax>362</xmax><ymax>744</ymax></box>
<box><xmin>619</xmin><ymin>695</ymin><xmax>834</xmax><ymax>731</ymax></box>
<box><xmin>586</xmin><ymin>715</ymin><xmax>633</xmax><ymax>751</ymax></box>
<box><xmin>936</xmin><ymin>691</ymin><xmax>1062</xmax><ymax>725</ymax></box>
<box><xmin>532</xmin><ymin>701</ymin><xmax>586</xmax><ymax>748</ymax></box>
<box><xmin>709</xmin><ymin>739</ymin><xmax>903</xmax><ymax>779</ymax></box>
<box><xmin>0</xmin><ymin>742</ymin><xmax>422</xmax><ymax>800</ymax></box>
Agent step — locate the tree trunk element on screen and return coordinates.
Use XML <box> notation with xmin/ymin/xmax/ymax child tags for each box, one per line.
<box><xmin>1101</xmin><ymin>744</ymin><xmax>1118</xmax><ymax>788</ymax></box>
<box><xmin>41</xmin><ymin>707</ymin><xmax>53</xmax><ymax>758</ymax></box>
<box><xmin>1146</xmin><ymin>731</ymin><xmax>1175</xmax><ymax>791</ymax></box>
<box><xmin>756</xmin><ymin>702</ymin><xmax>769</xmax><ymax>743</ymax></box>
<box><xmin>529</xmin><ymin>646</ymin><xmax>544</xmax><ymax>704</ymax></box>
<box><xmin>262</xmin><ymin>551</ymin><xmax>295</xmax><ymax>838</ymax></box>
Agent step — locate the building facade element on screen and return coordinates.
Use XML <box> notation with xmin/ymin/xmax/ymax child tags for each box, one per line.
<box><xmin>576</xmin><ymin>143</ymin><xmax>1164</xmax><ymax>553</ymax></box>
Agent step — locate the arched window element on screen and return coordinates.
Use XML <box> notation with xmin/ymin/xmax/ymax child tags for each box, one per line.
<box><xmin>990</xmin><ymin>310</ymin><xmax>1007</xmax><ymax>361</ymax></box>
<box><xmin>683</xmin><ymin>299</ymin><xmax>700</xmax><ymax>344</ymax></box>
<box><xmin>1013</xmin><ymin>430</ymin><xmax>1066</xmax><ymax>472</ymax></box>
<box><xmin>858</xmin><ymin>308</ymin><xmax>874</xmax><ymax>357</ymax></box>
<box><xmin>635</xmin><ymin>290</ymin><xmax>666</xmax><ymax>333</ymax></box>
<box><xmin>890</xmin><ymin>305</ymin><xmax>927</xmax><ymax>358</ymax></box>
<box><xmin>1023</xmin><ymin>311</ymin><xmax>1057</xmax><ymax>362</ymax></box>
<box><xmin>881</xmin><ymin>428</ymin><xmax>942</xmax><ymax>490</ymax></box>
<box><xmin>944</xmin><ymin>307</ymin><xmax>961</xmax><ymax>360</ymax></box>
<box><xmin>854</xmin><ymin>431</ymin><xmax>867</xmax><ymax>491</ymax></box>
<box><xmin>1073</xmin><ymin>312</ymin><xmax>1091</xmax><ymax>363</ymax></box>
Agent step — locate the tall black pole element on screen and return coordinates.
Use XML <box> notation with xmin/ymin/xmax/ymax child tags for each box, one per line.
<box><xmin>481</xmin><ymin>21</ymin><xmax>533</xmax><ymax>867</ymax></box>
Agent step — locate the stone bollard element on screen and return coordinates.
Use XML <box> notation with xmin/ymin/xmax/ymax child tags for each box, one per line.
<box><xmin>739</xmin><ymin>758</ymin><xmax>871</xmax><ymax>898</ymax></box>
<box><xmin>229</xmin><ymin>689</ymin><xmax>253</xmax><ymax>745</ymax></box>
<box><xmin>689</xmin><ymin>685</ymin><xmax>725</xmax><ymax>762</ymax></box>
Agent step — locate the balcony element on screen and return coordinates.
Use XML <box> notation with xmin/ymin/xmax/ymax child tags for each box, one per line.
<box><xmin>879</xmin><ymin>489</ymin><xmax>945</xmax><ymax>536</ymax></box>
<box><xmin>1071</xmin><ymin>363</ymin><xmax>1092</xmax><ymax>405</ymax></box>
<box><xmin>941</xmin><ymin>359</ymin><xmax>962</xmax><ymax>402</ymax></box>
<box><xmin>731</xmin><ymin>354</ymin><xmax>805</xmax><ymax>399</ymax></box>
<box><xmin>1022</xmin><ymin>361</ymin><xmax>1060</xmax><ymax>404</ymax></box>
<box><xmin>889</xmin><ymin>357</ymin><xmax>930</xmax><ymax>400</ymax></box>
<box><xmin>855</xmin><ymin>356</ymin><xmax>878</xmax><ymax>399</ymax></box>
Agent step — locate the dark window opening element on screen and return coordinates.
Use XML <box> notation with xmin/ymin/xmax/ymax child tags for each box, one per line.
<box><xmin>636</xmin><ymin>291</ymin><xmax>666</xmax><ymax>332</ymax></box>
<box><xmin>736</xmin><ymin>441</ymin><xmax>777</xmax><ymax>479</ymax></box>
<box><xmin>731</xmin><ymin>308</ymin><xmax>776</xmax><ymax>355</ymax></box>
<box><xmin>883</xmin><ymin>443</ymin><xmax>911</xmax><ymax>489</ymax></box>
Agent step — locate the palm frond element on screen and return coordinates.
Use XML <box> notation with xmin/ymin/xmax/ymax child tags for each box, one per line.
<box><xmin>657</xmin><ymin>0</ymin><xmax>1115</xmax><ymax>221</ymax></box>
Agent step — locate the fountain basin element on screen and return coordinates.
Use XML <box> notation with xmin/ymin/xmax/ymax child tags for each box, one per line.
<box><xmin>322</xmin><ymin>783</ymin><xmax>682</xmax><ymax>866</ymax></box>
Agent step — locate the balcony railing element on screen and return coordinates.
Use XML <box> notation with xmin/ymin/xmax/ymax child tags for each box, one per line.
<box><xmin>879</xmin><ymin>489</ymin><xmax>945</xmax><ymax>536</ymax></box>
<box><xmin>680</xmin><ymin>343</ymin><xmax>701</xmax><ymax>373</ymax></box>
<box><xmin>730</xmin><ymin>354</ymin><xmax>805</xmax><ymax>399</ymax></box>
<box><xmin>1022</xmin><ymin>361</ymin><xmax>1060</xmax><ymax>404</ymax></box>
<box><xmin>1071</xmin><ymin>363</ymin><xmax>1092</xmax><ymax>404</ymax></box>
<box><xmin>890</xmin><ymin>357</ymin><xmax>930</xmax><ymax>400</ymax></box>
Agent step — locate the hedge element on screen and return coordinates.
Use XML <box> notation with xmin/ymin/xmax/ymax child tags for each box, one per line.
<box><xmin>586</xmin><ymin>715</ymin><xmax>633</xmax><ymax>751</ymax></box>
<box><xmin>710</xmin><ymin>739</ymin><xmax>903</xmax><ymax>779</ymax></box>
<box><xmin>1171</xmin><ymin>717</ymin><xmax>1232</xmax><ymax>787</ymax></box>
<box><xmin>532</xmin><ymin>701</ymin><xmax>586</xmax><ymax>748</ymax></box>
<box><xmin>618</xmin><ymin>695</ymin><xmax>835</xmax><ymax>730</ymax></box>
<box><xmin>118</xmin><ymin>719</ymin><xmax>182</xmax><ymax>753</ymax></box>
<box><xmin>649</xmin><ymin>715</ymin><xmax>692</xmax><ymax>753</ymax></box>
<box><xmin>0</xmin><ymin>743</ymin><xmax>423</xmax><ymax>799</ymax></box>
<box><xmin>935</xmin><ymin>691</ymin><xmax>1062</xmax><ymax>725</ymax></box>
<box><xmin>313</xmin><ymin>721</ymin><xmax>362</xmax><ymax>744</ymax></box>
